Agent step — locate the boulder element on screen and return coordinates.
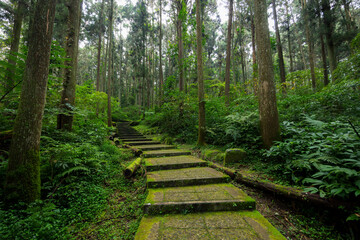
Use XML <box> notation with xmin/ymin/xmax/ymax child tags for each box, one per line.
<box><xmin>224</xmin><ymin>148</ymin><xmax>246</xmax><ymax>166</ymax></box>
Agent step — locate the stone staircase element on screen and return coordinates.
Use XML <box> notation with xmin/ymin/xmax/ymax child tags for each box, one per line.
<box><xmin>117</xmin><ymin>122</ymin><xmax>286</xmax><ymax>240</ymax></box>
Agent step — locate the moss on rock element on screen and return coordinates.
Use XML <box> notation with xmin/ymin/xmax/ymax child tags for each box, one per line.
<box><xmin>224</xmin><ymin>148</ymin><xmax>246</xmax><ymax>166</ymax></box>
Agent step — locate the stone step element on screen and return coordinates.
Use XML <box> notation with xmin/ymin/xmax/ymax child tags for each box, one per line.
<box><xmin>143</xmin><ymin>149</ymin><xmax>191</xmax><ymax>158</ymax></box>
<box><xmin>145</xmin><ymin>156</ymin><xmax>207</xmax><ymax>171</ymax></box>
<box><xmin>143</xmin><ymin>183</ymin><xmax>255</xmax><ymax>215</ymax></box>
<box><xmin>121</xmin><ymin>138</ymin><xmax>153</xmax><ymax>142</ymax></box>
<box><xmin>136</xmin><ymin>144</ymin><xmax>175</xmax><ymax>151</ymax></box>
<box><xmin>135</xmin><ymin>210</ymin><xmax>286</xmax><ymax>240</ymax></box>
<box><xmin>147</xmin><ymin>167</ymin><xmax>230</xmax><ymax>188</ymax></box>
<box><xmin>126</xmin><ymin>141</ymin><xmax>161</xmax><ymax>146</ymax></box>
<box><xmin>119</xmin><ymin>136</ymin><xmax>146</xmax><ymax>139</ymax></box>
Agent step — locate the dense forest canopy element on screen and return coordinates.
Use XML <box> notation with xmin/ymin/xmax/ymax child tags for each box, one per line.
<box><xmin>0</xmin><ymin>0</ymin><xmax>360</xmax><ymax>238</ymax></box>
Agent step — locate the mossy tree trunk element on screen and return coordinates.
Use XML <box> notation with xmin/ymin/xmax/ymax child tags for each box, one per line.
<box><xmin>57</xmin><ymin>0</ymin><xmax>82</xmax><ymax>131</ymax></box>
<box><xmin>5</xmin><ymin>0</ymin><xmax>57</xmax><ymax>204</ymax></box>
<box><xmin>254</xmin><ymin>0</ymin><xmax>280</xmax><ymax>149</ymax></box>
<box><xmin>96</xmin><ymin>0</ymin><xmax>105</xmax><ymax>92</ymax></box>
<box><xmin>196</xmin><ymin>0</ymin><xmax>205</xmax><ymax>146</ymax></box>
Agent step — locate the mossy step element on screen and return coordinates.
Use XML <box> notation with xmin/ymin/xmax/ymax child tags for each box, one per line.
<box><xmin>144</xmin><ymin>183</ymin><xmax>255</xmax><ymax>214</ymax></box>
<box><xmin>147</xmin><ymin>167</ymin><xmax>230</xmax><ymax>188</ymax></box>
<box><xmin>145</xmin><ymin>156</ymin><xmax>207</xmax><ymax>171</ymax></box>
<box><xmin>119</xmin><ymin>136</ymin><xmax>146</xmax><ymax>139</ymax></box>
<box><xmin>122</xmin><ymin>138</ymin><xmax>153</xmax><ymax>142</ymax></box>
<box><xmin>137</xmin><ymin>144</ymin><xmax>175</xmax><ymax>151</ymax></box>
<box><xmin>135</xmin><ymin>210</ymin><xmax>285</xmax><ymax>240</ymax></box>
<box><xmin>126</xmin><ymin>141</ymin><xmax>161</xmax><ymax>146</ymax></box>
<box><xmin>143</xmin><ymin>149</ymin><xmax>191</xmax><ymax>158</ymax></box>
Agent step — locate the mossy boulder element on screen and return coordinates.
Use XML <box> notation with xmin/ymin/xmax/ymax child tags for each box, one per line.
<box><xmin>224</xmin><ymin>148</ymin><xmax>246</xmax><ymax>166</ymax></box>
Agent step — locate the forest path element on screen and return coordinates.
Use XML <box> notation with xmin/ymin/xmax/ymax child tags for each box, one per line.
<box><xmin>117</xmin><ymin>122</ymin><xmax>285</xmax><ymax>240</ymax></box>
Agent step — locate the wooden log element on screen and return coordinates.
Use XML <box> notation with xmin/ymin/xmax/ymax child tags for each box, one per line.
<box><xmin>124</xmin><ymin>158</ymin><xmax>142</xmax><ymax>178</ymax></box>
<box><xmin>208</xmin><ymin>161</ymin><xmax>357</xmax><ymax>210</ymax></box>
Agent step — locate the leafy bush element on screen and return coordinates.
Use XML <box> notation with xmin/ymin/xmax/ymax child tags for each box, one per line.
<box><xmin>266</xmin><ymin>116</ymin><xmax>360</xmax><ymax>198</ymax></box>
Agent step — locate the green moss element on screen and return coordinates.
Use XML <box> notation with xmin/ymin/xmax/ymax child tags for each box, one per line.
<box><xmin>224</xmin><ymin>148</ymin><xmax>246</xmax><ymax>166</ymax></box>
<box><xmin>5</xmin><ymin>149</ymin><xmax>41</xmax><ymax>203</ymax></box>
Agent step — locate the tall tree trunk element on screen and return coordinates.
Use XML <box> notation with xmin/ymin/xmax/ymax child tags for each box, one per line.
<box><xmin>159</xmin><ymin>0</ymin><xmax>163</xmax><ymax>105</ymax></box>
<box><xmin>4</xmin><ymin>0</ymin><xmax>27</xmax><ymax>92</ymax></box>
<box><xmin>285</xmin><ymin>1</ymin><xmax>294</xmax><ymax>73</ymax></box>
<box><xmin>107</xmin><ymin>0</ymin><xmax>113</xmax><ymax>127</ymax></box>
<box><xmin>342</xmin><ymin>0</ymin><xmax>355</xmax><ymax>31</ymax></box>
<box><xmin>272</xmin><ymin>0</ymin><xmax>286</xmax><ymax>93</ymax></box>
<box><xmin>57</xmin><ymin>0</ymin><xmax>82</xmax><ymax>131</ymax></box>
<box><xmin>96</xmin><ymin>0</ymin><xmax>105</xmax><ymax>92</ymax></box>
<box><xmin>176</xmin><ymin>0</ymin><xmax>185</xmax><ymax>92</ymax></box>
<box><xmin>321</xmin><ymin>0</ymin><xmax>337</xmax><ymax>76</ymax></box>
<box><xmin>254</xmin><ymin>0</ymin><xmax>280</xmax><ymax>149</ymax></box>
<box><xmin>301</xmin><ymin>0</ymin><xmax>316</xmax><ymax>89</ymax></box>
<box><xmin>224</xmin><ymin>0</ymin><xmax>233</xmax><ymax>105</ymax></box>
<box><xmin>102</xmin><ymin>36</ymin><xmax>109</xmax><ymax>93</ymax></box>
<box><xmin>319</xmin><ymin>16</ymin><xmax>329</xmax><ymax>86</ymax></box>
<box><xmin>5</xmin><ymin>0</ymin><xmax>56</xmax><ymax>204</ymax></box>
<box><xmin>196</xmin><ymin>0</ymin><xmax>205</xmax><ymax>146</ymax></box>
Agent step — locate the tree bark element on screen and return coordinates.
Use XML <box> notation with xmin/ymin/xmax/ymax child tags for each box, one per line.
<box><xmin>301</xmin><ymin>0</ymin><xmax>316</xmax><ymax>89</ymax></box>
<box><xmin>224</xmin><ymin>0</ymin><xmax>233</xmax><ymax>106</ymax></box>
<box><xmin>272</xmin><ymin>0</ymin><xmax>286</xmax><ymax>93</ymax></box>
<box><xmin>319</xmin><ymin>16</ymin><xmax>329</xmax><ymax>86</ymax></box>
<box><xmin>285</xmin><ymin>1</ymin><xmax>294</xmax><ymax>73</ymax></box>
<box><xmin>196</xmin><ymin>0</ymin><xmax>205</xmax><ymax>146</ymax></box>
<box><xmin>159</xmin><ymin>0</ymin><xmax>164</xmax><ymax>106</ymax></box>
<box><xmin>254</xmin><ymin>0</ymin><xmax>280</xmax><ymax>149</ymax></box>
<box><xmin>176</xmin><ymin>0</ymin><xmax>185</xmax><ymax>92</ymax></box>
<box><xmin>107</xmin><ymin>0</ymin><xmax>113</xmax><ymax>127</ymax></box>
<box><xmin>4</xmin><ymin>0</ymin><xmax>27</xmax><ymax>92</ymax></box>
<box><xmin>321</xmin><ymin>0</ymin><xmax>337</xmax><ymax>76</ymax></box>
<box><xmin>96</xmin><ymin>0</ymin><xmax>105</xmax><ymax>92</ymax></box>
<box><xmin>57</xmin><ymin>0</ymin><xmax>82</xmax><ymax>131</ymax></box>
<box><xmin>5</xmin><ymin>0</ymin><xmax>57</xmax><ymax>204</ymax></box>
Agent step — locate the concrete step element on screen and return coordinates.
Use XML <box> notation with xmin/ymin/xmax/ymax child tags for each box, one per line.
<box><xmin>145</xmin><ymin>156</ymin><xmax>207</xmax><ymax>171</ymax></box>
<box><xmin>143</xmin><ymin>183</ymin><xmax>255</xmax><ymax>215</ymax></box>
<box><xmin>143</xmin><ymin>149</ymin><xmax>191</xmax><ymax>158</ymax></box>
<box><xmin>122</xmin><ymin>138</ymin><xmax>153</xmax><ymax>142</ymax></box>
<box><xmin>147</xmin><ymin>167</ymin><xmax>230</xmax><ymax>188</ymax></box>
<box><xmin>136</xmin><ymin>144</ymin><xmax>175</xmax><ymax>151</ymax></box>
<box><xmin>126</xmin><ymin>141</ymin><xmax>161</xmax><ymax>146</ymax></box>
<box><xmin>135</xmin><ymin>210</ymin><xmax>285</xmax><ymax>240</ymax></box>
<box><xmin>119</xmin><ymin>136</ymin><xmax>146</xmax><ymax>139</ymax></box>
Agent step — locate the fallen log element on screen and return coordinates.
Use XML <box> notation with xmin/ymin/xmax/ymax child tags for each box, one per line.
<box><xmin>124</xmin><ymin>158</ymin><xmax>142</xmax><ymax>178</ymax></box>
<box><xmin>207</xmin><ymin>161</ymin><xmax>357</xmax><ymax>210</ymax></box>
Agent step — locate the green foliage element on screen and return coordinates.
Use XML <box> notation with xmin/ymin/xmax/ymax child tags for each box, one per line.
<box><xmin>0</xmin><ymin>118</ymin><xmax>142</xmax><ymax>239</ymax></box>
<box><xmin>266</xmin><ymin>116</ymin><xmax>360</xmax><ymax>199</ymax></box>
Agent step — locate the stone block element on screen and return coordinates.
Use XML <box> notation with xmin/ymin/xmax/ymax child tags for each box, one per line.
<box><xmin>224</xmin><ymin>148</ymin><xmax>246</xmax><ymax>165</ymax></box>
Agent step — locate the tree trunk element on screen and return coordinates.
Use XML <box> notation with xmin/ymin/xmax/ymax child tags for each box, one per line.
<box><xmin>254</xmin><ymin>0</ymin><xmax>280</xmax><ymax>149</ymax></box>
<box><xmin>57</xmin><ymin>0</ymin><xmax>82</xmax><ymax>131</ymax></box>
<box><xmin>272</xmin><ymin>0</ymin><xmax>286</xmax><ymax>93</ymax></box>
<box><xmin>196</xmin><ymin>0</ymin><xmax>205</xmax><ymax>146</ymax></box>
<box><xmin>319</xmin><ymin>16</ymin><xmax>329</xmax><ymax>86</ymax></box>
<box><xmin>103</xmin><ymin>36</ymin><xmax>109</xmax><ymax>93</ymax></box>
<box><xmin>107</xmin><ymin>0</ymin><xmax>113</xmax><ymax>127</ymax></box>
<box><xmin>285</xmin><ymin>1</ymin><xmax>294</xmax><ymax>73</ymax></box>
<box><xmin>176</xmin><ymin>0</ymin><xmax>185</xmax><ymax>92</ymax></box>
<box><xmin>321</xmin><ymin>0</ymin><xmax>337</xmax><ymax>76</ymax></box>
<box><xmin>4</xmin><ymin>0</ymin><xmax>27</xmax><ymax>92</ymax></box>
<box><xmin>96</xmin><ymin>0</ymin><xmax>105</xmax><ymax>92</ymax></box>
<box><xmin>5</xmin><ymin>0</ymin><xmax>56</xmax><ymax>204</ymax></box>
<box><xmin>302</xmin><ymin>0</ymin><xmax>316</xmax><ymax>89</ymax></box>
<box><xmin>159</xmin><ymin>0</ymin><xmax>163</xmax><ymax>105</ymax></box>
<box><xmin>224</xmin><ymin>0</ymin><xmax>233</xmax><ymax>106</ymax></box>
